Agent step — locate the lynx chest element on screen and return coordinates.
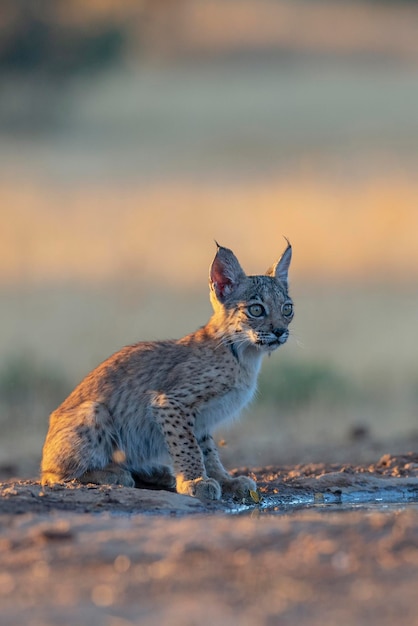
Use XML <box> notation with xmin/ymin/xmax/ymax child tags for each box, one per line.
<box><xmin>194</xmin><ymin>352</ymin><xmax>262</xmax><ymax>435</ymax></box>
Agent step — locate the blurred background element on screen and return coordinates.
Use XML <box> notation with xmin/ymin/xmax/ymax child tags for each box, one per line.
<box><xmin>1</xmin><ymin>0</ymin><xmax>418</xmax><ymax>477</ymax></box>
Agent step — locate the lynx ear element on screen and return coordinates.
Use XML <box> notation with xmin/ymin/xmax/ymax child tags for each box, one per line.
<box><xmin>210</xmin><ymin>243</ymin><xmax>246</xmax><ymax>302</ymax></box>
<box><xmin>266</xmin><ymin>240</ymin><xmax>292</xmax><ymax>289</ymax></box>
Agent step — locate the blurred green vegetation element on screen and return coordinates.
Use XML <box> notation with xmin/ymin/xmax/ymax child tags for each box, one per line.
<box><xmin>0</xmin><ymin>352</ymin><xmax>415</xmax><ymax>421</ymax></box>
<box><xmin>0</xmin><ymin>354</ymin><xmax>357</xmax><ymax>432</ymax></box>
<box><xmin>0</xmin><ymin>354</ymin><xmax>70</xmax><ymax>428</ymax></box>
<box><xmin>258</xmin><ymin>359</ymin><xmax>354</xmax><ymax>410</ymax></box>
<box><xmin>0</xmin><ymin>350</ymin><xmax>416</xmax><ymax>470</ymax></box>
<box><xmin>0</xmin><ymin>0</ymin><xmax>129</xmax><ymax>78</ymax></box>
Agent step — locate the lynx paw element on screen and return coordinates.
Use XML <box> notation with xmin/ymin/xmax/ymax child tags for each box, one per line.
<box><xmin>221</xmin><ymin>475</ymin><xmax>257</xmax><ymax>498</ymax></box>
<box><xmin>176</xmin><ymin>476</ymin><xmax>222</xmax><ymax>501</ymax></box>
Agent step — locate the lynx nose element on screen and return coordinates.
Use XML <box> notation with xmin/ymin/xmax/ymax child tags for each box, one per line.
<box><xmin>273</xmin><ymin>327</ymin><xmax>287</xmax><ymax>338</ymax></box>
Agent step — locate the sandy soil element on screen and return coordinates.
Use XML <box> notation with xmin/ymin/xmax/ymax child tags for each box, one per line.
<box><xmin>1</xmin><ymin>452</ymin><xmax>418</xmax><ymax>626</ymax></box>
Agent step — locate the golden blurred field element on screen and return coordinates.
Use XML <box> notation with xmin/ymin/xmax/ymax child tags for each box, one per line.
<box><xmin>0</xmin><ymin>0</ymin><xmax>417</xmax><ymax>474</ymax></box>
<box><xmin>2</xmin><ymin>176</ymin><xmax>418</xmax><ymax>286</ymax></box>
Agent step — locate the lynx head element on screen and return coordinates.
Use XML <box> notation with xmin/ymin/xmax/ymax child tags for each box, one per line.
<box><xmin>209</xmin><ymin>241</ymin><xmax>293</xmax><ymax>354</ymax></box>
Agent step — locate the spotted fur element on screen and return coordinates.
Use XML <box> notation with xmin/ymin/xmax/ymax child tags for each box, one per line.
<box><xmin>41</xmin><ymin>242</ymin><xmax>293</xmax><ymax>500</ymax></box>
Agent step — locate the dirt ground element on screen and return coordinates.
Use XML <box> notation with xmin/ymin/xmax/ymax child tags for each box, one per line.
<box><xmin>1</xmin><ymin>450</ymin><xmax>418</xmax><ymax>626</ymax></box>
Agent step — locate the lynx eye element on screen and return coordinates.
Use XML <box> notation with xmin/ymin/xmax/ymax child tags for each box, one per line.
<box><xmin>248</xmin><ymin>303</ymin><xmax>266</xmax><ymax>318</ymax></box>
<box><xmin>281</xmin><ymin>302</ymin><xmax>293</xmax><ymax>317</ymax></box>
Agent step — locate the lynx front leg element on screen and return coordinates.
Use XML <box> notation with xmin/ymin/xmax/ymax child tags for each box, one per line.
<box><xmin>199</xmin><ymin>434</ymin><xmax>256</xmax><ymax>498</ymax></box>
<box><xmin>152</xmin><ymin>394</ymin><xmax>221</xmax><ymax>500</ymax></box>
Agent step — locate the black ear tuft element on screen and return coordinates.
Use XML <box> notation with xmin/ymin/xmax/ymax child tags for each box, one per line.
<box><xmin>266</xmin><ymin>240</ymin><xmax>292</xmax><ymax>289</ymax></box>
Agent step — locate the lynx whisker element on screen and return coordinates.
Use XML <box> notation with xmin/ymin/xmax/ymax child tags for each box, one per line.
<box><xmin>288</xmin><ymin>330</ymin><xmax>305</xmax><ymax>349</ymax></box>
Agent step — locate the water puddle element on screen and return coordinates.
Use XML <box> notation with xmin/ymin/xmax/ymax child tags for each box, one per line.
<box><xmin>255</xmin><ymin>501</ymin><xmax>418</xmax><ymax>517</ymax></box>
<box><xmin>229</xmin><ymin>483</ymin><xmax>418</xmax><ymax>515</ymax></box>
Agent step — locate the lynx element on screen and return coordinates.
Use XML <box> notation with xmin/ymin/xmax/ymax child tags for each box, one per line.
<box><xmin>41</xmin><ymin>242</ymin><xmax>293</xmax><ymax>500</ymax></box>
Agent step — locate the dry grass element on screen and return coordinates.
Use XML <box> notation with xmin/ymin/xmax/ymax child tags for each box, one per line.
<box><xmin>177</xmin><ymin>0</ymin><xmax>418</xmax><ymax>61</ymax></box>
<box><xmin>2</xmin><ymin>176</ymin><xmax>418</xmax><ymax>286</ymax></box>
